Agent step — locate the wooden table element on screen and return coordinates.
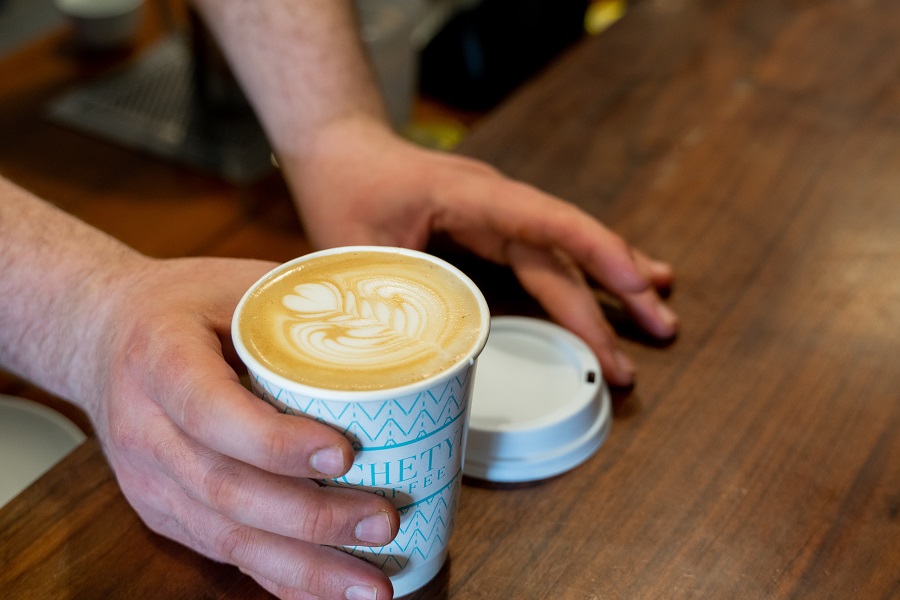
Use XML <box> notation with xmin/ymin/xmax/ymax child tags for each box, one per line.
<box><xmin>2</xmin><ymin>0</ymin><xmax>898</xmax><ymax>597</ymax></box>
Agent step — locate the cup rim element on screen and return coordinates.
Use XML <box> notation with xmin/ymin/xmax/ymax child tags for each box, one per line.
<box><xmin>231</xmin><ymin>246</ymin><xmax>491</xmax><ymax>401</ymax></box>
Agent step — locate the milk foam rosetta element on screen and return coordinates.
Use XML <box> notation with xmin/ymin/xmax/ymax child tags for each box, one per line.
<box><xmin>238</xmin><ymin>251</ymin><xmax>484</xmax><ymax>391</ymax></box>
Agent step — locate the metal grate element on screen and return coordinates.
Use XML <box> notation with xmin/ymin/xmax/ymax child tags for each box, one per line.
<box><xmin>47</xmin><ymin>36</ymin><xmax>273</xmax><ymax>184</ymax></box>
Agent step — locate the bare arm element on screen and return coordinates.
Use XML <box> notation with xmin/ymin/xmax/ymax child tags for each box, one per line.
<box><xmin>0</xmin><ymin>176</ymin><xmax>139</xmax><ymax>411</ymax></box>
<box><xmin>191</xmin><ymin>0</ymin><xmax>678</xmax><ymax>387</ymax></box>
<box><xmin>190</xmin><ymin>0</ymin><xmax>388</xmax><ymax>158</ymax></box>
<box><xmin>0</xmin><ymin>176</ymin><xmax>398</xmax><ymax>599</ymax></box>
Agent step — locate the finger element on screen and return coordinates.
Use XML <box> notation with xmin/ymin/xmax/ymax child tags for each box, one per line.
<box><xmin>620</xmin><ymin>248</ymin><xmax>678</xmax><ymax>338</ymax></box>
<box><xmin>484</xmin><ymin>185</ymin><xmax>678</xmax><ymax>339</ymax></box>
<box><xmin>631</xmin><ymin>247</ymin><xmax>675</xmax><ymax>291</ymax></box>
<box><xmin>620</xmin><ymin>285</ymin><xmax>679</xmax><ymax>339</ymax></box>
<box><xmin>139</xmin><ymin>320</ymin><xmax>356</xmax><ymax>479</ymax></box>
<box><xmin>507</xmin><ymin>242</ymin><xmax>637</xmax><ymax>387</ymax></box>
<box><xmin>154</xmin><ymin>486</ymin><xmax>392</xmax><ymax>600</ymax></box>
<box><xmin>238</xmin><ymin>544</ymin><xmax>392</xmax><ymax>600</ymax></box>
<box><xmin>148</xmin><ymin>412</ymin><xmax>398</xmax><ymax>547</ymax></box>
<box><xmin>240</xmin><ymin>568</ymin><xmax>322</xmax><ymax>600</ymax></box>
<box><xmin>235</xmin><ymin>534</ymin><xmax>391</xmax><ymax>600</ymax></box>
<box><xmin>447</xmin><ymin>178</ymin><xmax>649</xmax><ymax>295</ymax></box>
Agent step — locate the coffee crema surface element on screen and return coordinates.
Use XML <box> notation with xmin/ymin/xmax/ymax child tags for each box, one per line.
<box><xmin>237</xmin><ymin>250</ymin><xmax>485</xmax><ymax>391</ymax></box>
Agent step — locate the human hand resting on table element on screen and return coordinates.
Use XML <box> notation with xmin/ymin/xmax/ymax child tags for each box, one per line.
<box><xmin>281</xmin><ymin>118</ymin><xmax>678</xmax><ymax>388</ymax></box>
<box><xmin>188</xmin><ymin>0</ymin><xmax>677</xmax><ymax>388</ymax></box>
<box><xmin>0</xmin><ymin>185</ymin><xmax>398</xmax><ymax>600</ymax></box>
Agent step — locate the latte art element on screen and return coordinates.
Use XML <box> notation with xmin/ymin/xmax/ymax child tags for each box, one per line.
<box><xmin>237</xmin><ymin>250</ymin><xmax>486</xmax><ymax>391</ymax></box>
<box><xmin>281</xmin><ymin>277</ymin><xmax>447</xmax><ymax>366</ymax></box>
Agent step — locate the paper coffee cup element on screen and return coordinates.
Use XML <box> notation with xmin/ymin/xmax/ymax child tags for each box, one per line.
<box><xmin>231</xmin><ymin>246</ymin><xmax>490</xmax><ymax>596</ymax></box>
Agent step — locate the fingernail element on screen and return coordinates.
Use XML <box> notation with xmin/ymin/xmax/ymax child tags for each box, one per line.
<box><xmin>355</xmin><ymin>511</ymin><xmax>393</xmax><ymax>545</ymax></box>
<box><xmin>346</xmin><ymin>585</ymin><xmax>378</xmax><ymax>600</ymax></box>
<box><xmin>614</xmin><ymin>350</ymin><xmax>637</xmax><ymax>382</ymax></box>
<box><xmin>310</xmin><ymin>446</ymin><xmax>345</xmax><ymax>477</ymax></box>
<box><xmin>656</xmin><ymin>302</ymin><xmax>678</xmax><ymax>330</ymax></box>
<box><xmin>651</xmin><ymin>259</ymin><xmax>672</xmax><ymax>277</ymax></box>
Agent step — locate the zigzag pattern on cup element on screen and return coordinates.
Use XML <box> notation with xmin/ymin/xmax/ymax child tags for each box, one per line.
<box><xmin>340</xmin><ymin>474</ymin><xmax>461</xmax><ymax>574</ymax></box>
<box><xmin>247</xmin><ymin>364</ymin><xmax>475</xmax><ymax>580</ymax></box>
<box><xmin>250</xmin><ymin>370</ymin><xmax>473</xmax><ymax>449</ymax></box>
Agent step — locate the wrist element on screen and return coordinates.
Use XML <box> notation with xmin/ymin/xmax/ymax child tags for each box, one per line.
<box><xmin>276</xmin><ymin>113</ymin><xmax>399</xmax><ymax>212</ymax></box>
<box><xmin>0</xmin><ymin>183</ymin><xmax>148</xmax><ymax>415</ymax></box>
<box><xmin>59</xmin><ymin>251</ymin><xmax>151</xmax><ymax>416</ymax></box>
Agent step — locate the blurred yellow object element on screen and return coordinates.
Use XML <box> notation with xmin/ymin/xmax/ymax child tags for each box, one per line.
<box><xmin>404</xmin><ymin>119</ymin><xmax>469</xmax><ymax>151</ymax></box>
<box><xmin>585</xmin><ymin>0</ymin><xmax>627</xmax><ymax>35</ymax></box>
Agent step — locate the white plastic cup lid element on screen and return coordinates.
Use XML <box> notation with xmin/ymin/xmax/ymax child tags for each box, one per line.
<box><xmin>464</xmin><ymin>316</ymin><xmax>612</xmax><ymax>483</ymax></box>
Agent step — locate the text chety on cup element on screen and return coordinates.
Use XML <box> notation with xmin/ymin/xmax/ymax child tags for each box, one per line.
<box><xmin>231</xmin><ymin>246</ymin><xmax>490</xmax><ymax>596</ymax></box>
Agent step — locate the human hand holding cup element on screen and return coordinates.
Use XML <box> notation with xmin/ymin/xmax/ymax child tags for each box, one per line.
<box><xmin>232</xmin><ymin>246</ymin><xmax>490</xmax><ymax>597</ymax></box>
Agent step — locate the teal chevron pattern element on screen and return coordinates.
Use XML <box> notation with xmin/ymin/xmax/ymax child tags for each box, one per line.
<box><xmin>250</xmin><ymin>369</ymin><xmax>473</xmax><ymax>449</ymax></box>
<box><xmin>248</xmin><ymin>365</ymin><xmax>475</xmax><ymax>579</ymax></box>
<box><xmin>340</xmin><ymin>472</ymin><xmax>461</xmax><ymax>575</ymax></box>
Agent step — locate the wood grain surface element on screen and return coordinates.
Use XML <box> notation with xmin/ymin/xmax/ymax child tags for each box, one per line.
<box><xmin>1</xmin><ymin>0</ymin><xmax>898</xmax><ymax>598</ymax></box>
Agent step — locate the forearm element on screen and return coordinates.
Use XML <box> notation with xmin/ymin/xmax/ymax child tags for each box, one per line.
<box><xmin>0</xmin><ymin>175</ymin><xmax>144</xmax><ymax>412</ymax></box>
<box><xmin>190</xmin><ymin>0</ymin><xmax>388</xmax><ymax>161</ymax></box>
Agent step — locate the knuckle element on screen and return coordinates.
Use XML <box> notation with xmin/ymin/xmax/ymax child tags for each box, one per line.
<box><xmin>293</xmin><ymin>546</ymin><xmax>339</xmax><ymax>596</ymax></box>
<box><xmin>118</xmin><ymin>317</ymin><xmax>210</xmax><ymax>427</ymax></box>
<box><xmin>296</xmin><ymin>493</ymin><xmax>341</xmax><ymax>543</ymax></box>
<box><xmin>105</xmin><ymin>411</ymin><xmax>141</xmax><ymax>453</ymax></box>
<box><xmin>260</xmin><ymin>426</ymin><xmax>300</xmax><ymax>473</ymax></box>
<box><xmin>215</xmin><ymin>521</ymin><xmax>255</xmax><ymax>564</ymax></box>
<box><xmin>203</xmin><ymin>460</ymin><xmax>243</xmax><ymax>514</ymax></box>
<box><xmin>176</xmin><ymin>385</ymin><xmax>209</xmax><ymax>436</ymax></box>
<box><xmin>119</xmin><ymin>313</ymin><xmax>172</xmax><ymax>374</ymax></box>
